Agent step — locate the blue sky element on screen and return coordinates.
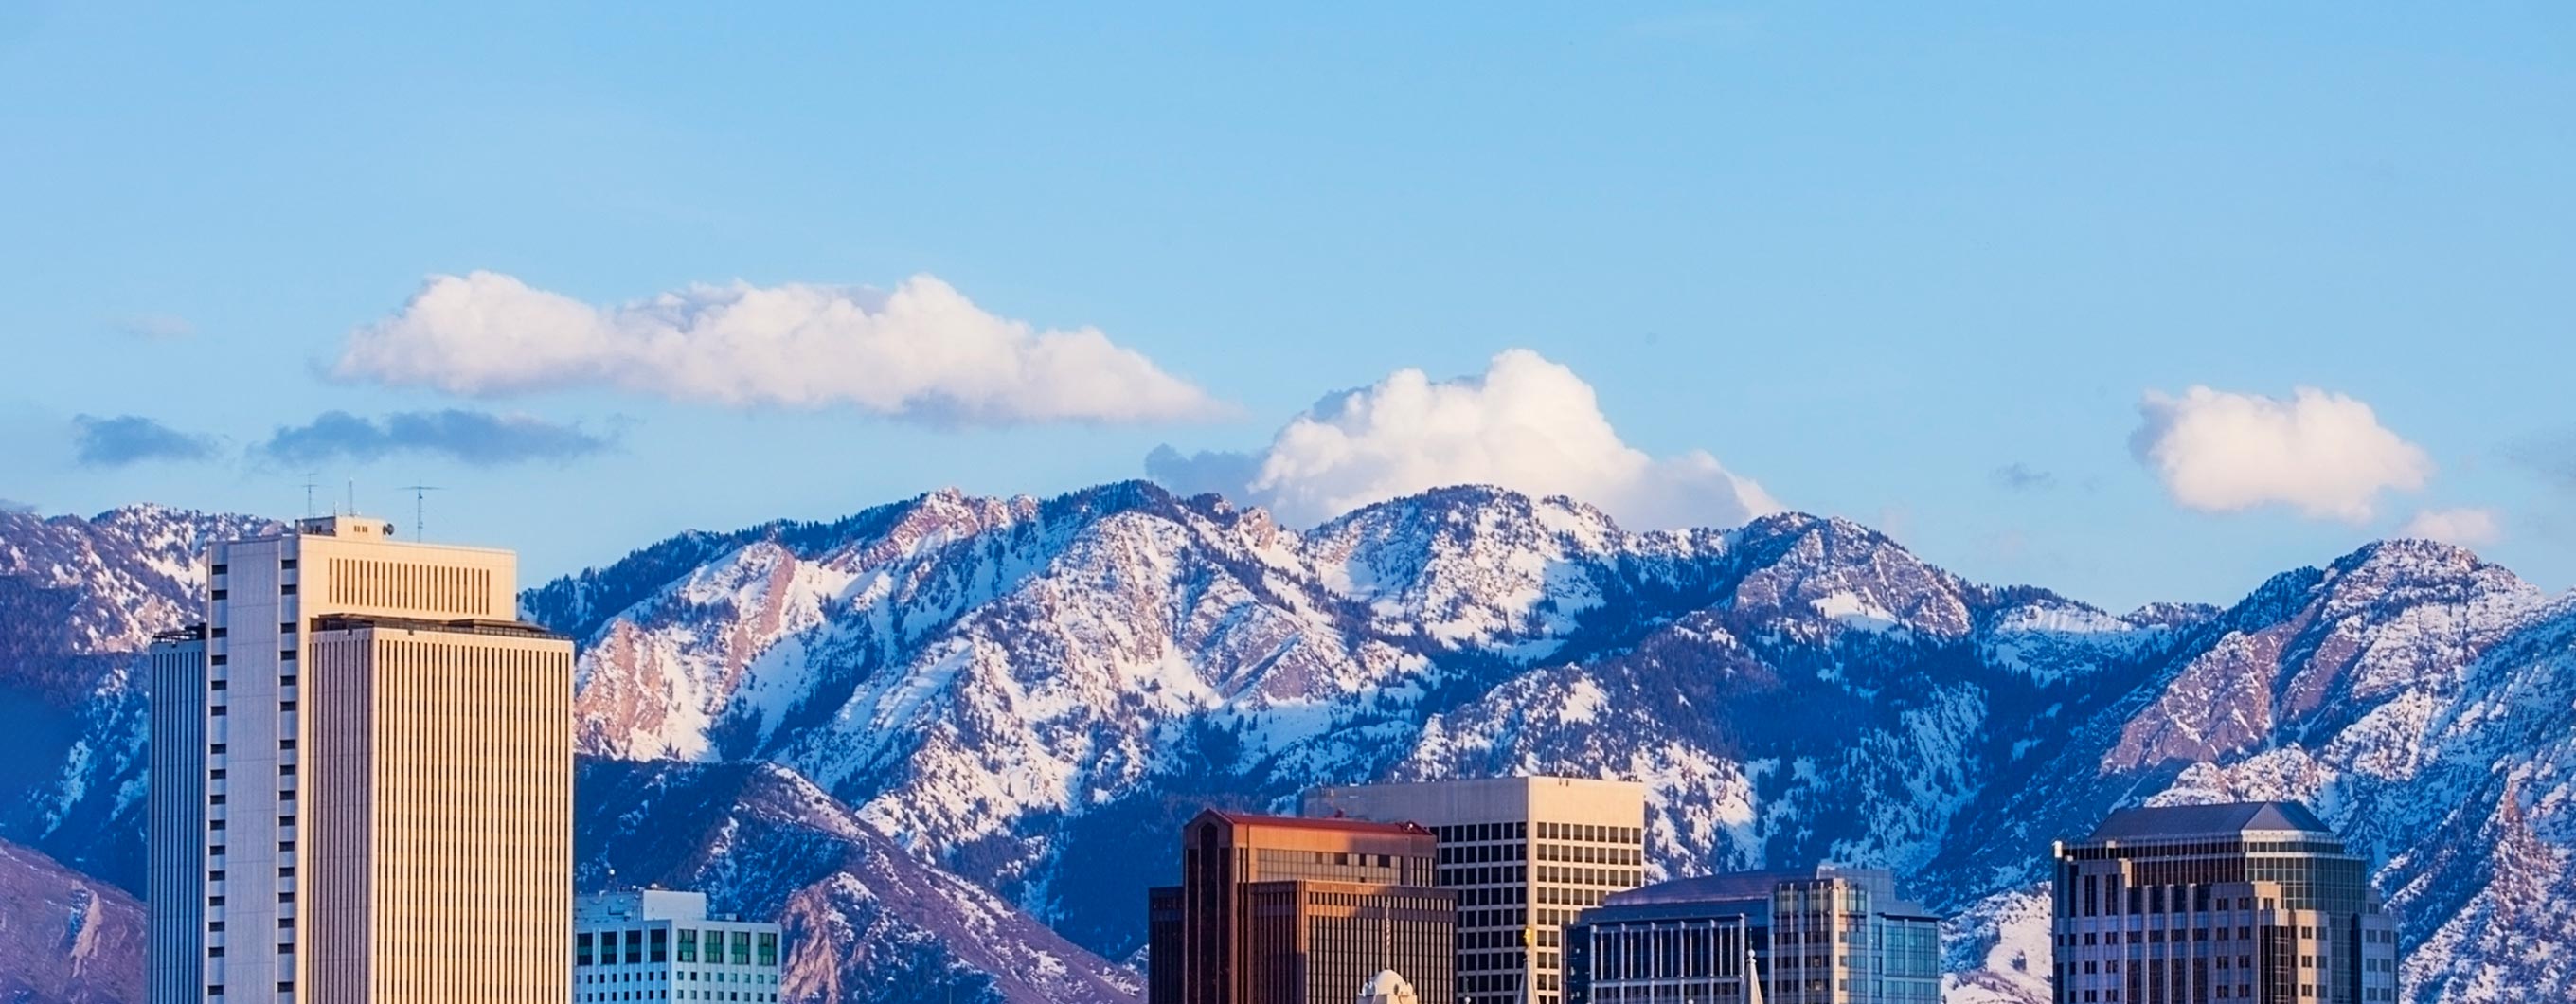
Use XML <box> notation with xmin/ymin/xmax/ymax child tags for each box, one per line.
<box><xmin>2</xmin><ymin>4</ymin><xmax>2569</xmax><ymax>611</ymax></box>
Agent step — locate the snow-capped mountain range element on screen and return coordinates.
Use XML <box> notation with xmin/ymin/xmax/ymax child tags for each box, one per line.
<box><xmin>4</xmin><ymin>483</ymin><xmax>2574</xmax><ymax>1004</ymax></box>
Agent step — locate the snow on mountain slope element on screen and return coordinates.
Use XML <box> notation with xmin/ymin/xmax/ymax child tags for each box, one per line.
<box><xmin>12</xmin><ymin>486</ymin><xmax>2576</xmax><ymax>1004</ymax></box>
<box><xmin>0</xmin><ymin>837</ymin><xmax>144</xmax><ymax>1004</ymax></box>
<box><xmin>574</xmin><ymin>757</ymin><xmax>1139</xmax><ymax>1004</ymax></box>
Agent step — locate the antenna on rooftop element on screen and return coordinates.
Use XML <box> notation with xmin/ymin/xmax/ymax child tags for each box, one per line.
<box><xmin>401</xmin><ymin>484</ymin><xmax>445</xmax><ymax>541</ymax></box>
<box><xmin>299</xmin><ymin>474</ymin><xmax>320</xmax><ymax>518</ymax></box>
<box><xmin>345</xmin><ymin>477</ymin><xmax>357</xmax><ymax>518</ymax></box>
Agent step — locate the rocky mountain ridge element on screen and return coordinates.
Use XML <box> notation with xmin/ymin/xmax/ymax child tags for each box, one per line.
<box><xmin>6</xmin><ymin>487</ymin><xmax>2575</xmax><ymax>1003</ymax></box>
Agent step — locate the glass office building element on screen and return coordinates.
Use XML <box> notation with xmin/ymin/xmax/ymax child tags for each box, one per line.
<box><xmin>573</xmin><ymin>889</ymin><xmax>781</xmax><ymax>1003</ymax></box>
<box><xmin>1565</xmin><ymin>867</ymin><xmax>1941</xmax><ymax>1004</ymax></box>
<box><xmin>2051</xmin><ymin>801</ymin><xmax>2399</xmax><ymax>1004</ymax></box>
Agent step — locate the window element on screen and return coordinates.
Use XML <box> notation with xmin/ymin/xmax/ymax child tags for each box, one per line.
<box><xmin>279</xmin><ymin>675</ymin><xmax>295</xmax><ymax>687</ymax></box>
<box><xmin>279</xmin><ymin>559</ymin><xmax>296</xmax><ymax>570</ymax></box>
<box><xmin>578</xmin><ymin>932</ymin><xmax>594</xmax><ymax>966</ymax></box>
<box><xmin>210</xmin><ymin>795</ymin><xmax>225</xmax><ymax>805</ymax></box>
<box><xmin>280</xmin><ymin>739</ymin><xmax>296</xmax><ymax>750</ymax></box>
<box><xmin>211</xmin><ymin>564</ymin><xmax>228</xmax><ymax>575</ymax></box>
<box><xmin>210</xmin><ymin>845</ymin><xmax>224</xmax><ymax>856</ymax></box>
<box><xmin>732</xmin><ymin>931</ymin><xmax>751</xmax><ymax>966</ymax></box>
<box><xmin>279</xmin><ymin>584</ymin><xmax>296</xmax><ymax>596</ymax></box>
<box><xmin>211</xmin><ymin>627</ymin><xmax>228</xmax><ymax>638</ymax></box>
<box><xmin>277</xmin><ymin>841</ymin><xmax>294</xmax><ymax>852</ymax></box>
<box><xmin>280</xmin><ymin>701</ymin><xmax>297</xmax><ymax>711</ymax></box>
<box><xmin>212</xmin><ymin>589</ymin><xmax>228</xmax><ymax>601</ymax></box>
<box><xmin>210</xmin><ymin>744</ymin><xmax>226</xmax><ymax>755</ymax></box>
<box><xmin>208</xmin><ymin>895</ymin><xmax>224</xmax><ymax>906</ymax></box>
<box><xmin>278</xmin><ymin>867</ymin><xmax>295</xmax><ymax>878</ymax></box>
<box><xmin>210</xmin><ymin>706</ymin><xmax>227</xmax><ymax>717</ymax></box>
<box><xmin>678</xmin><ymin>929</ymin><xmax>696</xmax><ymax>963</ymax></box>
<box><xmin>279</xmin><ymin>764</ymin><xmax>295</xmax><ymax>776</ymax></box>
<box><xmin>209</xmin><ymin>870</ymin><xmax>225</xmax><ymax>881</ymax></box>
<box><xmin>652</xmin><ymin>928</ymin><xmax>670</xmax><ymax>963</ymax></box>
<box><xmin>210</xmin><ymin>768</ymin><xmax>226</xmax><ymax>780</ymax></box>
<box><xmin>211</xmin><ymin>654</ymin><xmax>227</xmax><ymax>666</ymax></box>
<box><xmin>210</xmin><ymin>680</ymin><xmax>227</xmax><ymax>691</ymax></box>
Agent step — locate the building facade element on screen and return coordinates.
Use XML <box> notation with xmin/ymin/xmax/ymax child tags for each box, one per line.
<box><xmin>1562</xmin><ymin>868</ymin><xmax>1941</xmax><ymax>1004</ymax></box>
<box><xmin>574</xmin><ymin>889</ymin><xmax>783</xmax><ymax>1003</ymax></box>
<box><xmin>2051</xmin><ymin>802</ymin><xmax>2399</xmax><ymax>1004</ymax></box>
<box><xmin>1303</xmin><ymin>776</ymin><xmax>1651</xmax><ymax>1004</ymax></box>
<box><xmin>1149</xmin><ymin>809</ymin><xmax>1458</xmax><ymax>1004</ymax></box>
<box><xmin>148</xmin><ymin>515</ymin><xmax>576</xmax><ymax>1004</ymax></box>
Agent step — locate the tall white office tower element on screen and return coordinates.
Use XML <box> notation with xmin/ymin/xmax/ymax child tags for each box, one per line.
<box><xmin>1304</xmin><ymin>776</ymin><xmax>1651</xmax><ymax>1004</ymax></box>
<box><xmin>148</xmin><ymin>515</ymin><xmax>575</xmax><ymax>1004</ymax></box>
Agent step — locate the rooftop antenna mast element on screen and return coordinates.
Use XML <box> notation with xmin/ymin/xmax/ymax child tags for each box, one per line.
<box><xmin>300</xmin><ymin>474</ymin><xmax>321</xmax><ymax>518</ymax></box>
<box><xmin>345</xmin><ymin>477</ymin><xmax>356</xmax><ymax>518</ymax></box>
<box><xmin>400</xmin><ymin>484</ymin><xmax>444</xmax><ymax>541</ymax></box>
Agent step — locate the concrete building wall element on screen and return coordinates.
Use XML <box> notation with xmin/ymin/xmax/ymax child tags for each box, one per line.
<box><xmin>151</xmin><ymin>515</ymin><xmax>572</xmax><ymax>1004</ymax></box>
<box><xmin>147</xmin><ymin>636</ymin><xmax>206</xmax><ymax>1004</ymax></box>
<box><xmin>1303</xmin><ymin>777</ymin><xmax>1650</xmax><ymax>1004</ymax></box>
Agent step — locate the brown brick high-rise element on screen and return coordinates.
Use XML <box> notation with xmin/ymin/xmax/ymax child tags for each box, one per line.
<box><xmin>1150</xmin><ymin>809</ymin><xmax>1457</xmax><ymax>1004</ymax></box>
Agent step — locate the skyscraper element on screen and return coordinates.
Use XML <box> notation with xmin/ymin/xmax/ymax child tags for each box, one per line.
<box><xmin>1148</xmin><ymin>809</ymin><xmax>1458</xmax><ymax>1004</ymax></box>
<box><xmin>2051</xmin><ymin>801</ymin><xmax>2400</xmax><ymax>1004</ymax></box>
<box><xmin>149</xmin><ymin>515</ymin><xmax>575</xmax><ymax>1004</ymax></box>
<box><xmin>574</xmin><ymin>889</ymin><xmax>783</xmax><ymax>1003</ymax></box>
<box><xmin>1302</xmin><ymin>776</ymin><xmax>1650</xmax><ymax>1004</ymax></box>
<box><xmin>1561</xmin><ymin>867</ymin><xmax>1941</xmax><ymax>1004</ymax></box>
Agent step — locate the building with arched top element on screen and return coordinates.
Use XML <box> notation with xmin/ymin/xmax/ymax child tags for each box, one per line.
<box><xmin>1356</xmin><ymin>969</ymin><xmax>1421</xmax><ymax>1004</ymax></box>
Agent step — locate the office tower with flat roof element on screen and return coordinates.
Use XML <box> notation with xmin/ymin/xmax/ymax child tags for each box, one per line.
<box><xmin>1562</xmin><ymin>867</ymin><xmax>1941</xmax><ymax>1004</ymax></box>
<box><xmin>1303</xmin><ymin>776</ymin><xmax>1651</xmax><ymax>1004</ymax></box>
<box><xmin>2051</xmin><ymin>801</ymin><xmax>2399</xmax><ymax>1004</ymax></box>
<box><xmin>1148</xmin><ymin>809</ymin><xmax>1458</xmax><ymax>1004</ymax></box>
<box><xmin>574</xmin><ymin>889</ymin><xmax>782</xmax><ymax>1004</ymax></box>
<box><xmin>148</xmin><ymin>515</ymin><xmax>575</xmax><ymax>1004</ymax></box>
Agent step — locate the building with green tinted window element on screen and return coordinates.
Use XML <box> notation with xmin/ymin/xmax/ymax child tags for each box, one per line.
<box><xmin>574</xmin><ymin>889</ymin><xmax>782</xmax><ymax>1003</ymax></box>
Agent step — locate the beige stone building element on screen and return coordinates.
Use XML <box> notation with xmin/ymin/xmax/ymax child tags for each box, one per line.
<box><xmin>149</xmin><ymin>515</ymin><xmax>574</xmax><ymax>1004</ymax></box>
<box><xmin>1303</xmin><ymin>776</ymin><xmax>1650</xmax><ymax>1004</ymax></box>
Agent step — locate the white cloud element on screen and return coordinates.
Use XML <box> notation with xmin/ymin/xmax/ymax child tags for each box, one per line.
<box><xmin>333</xmin><ymin>271</ymin><xmax>1227</xmax><ymax>425</ymax></box>
<box><xmin>1149</xmin><ymin>349</ymin><xmax>1780</xmax><ymax>529</ymax></box>
<box><xmin>116</xmin><ymin>314</ymin><xmax>194</xmax><ymax>339</ymax></box>
<box><xmin>2399</xmin><ymin>507</ymin><xmax>2502</xmax><ymax>548</ymax></box>
<box><xmin>2129</xmin><ymin>386</ymin><xmax>2431</xmax><ymax>523</ymax></box>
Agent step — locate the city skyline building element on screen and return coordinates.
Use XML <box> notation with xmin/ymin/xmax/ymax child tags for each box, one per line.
<box><xmin>574</xmin><ymin>888</ymin><xmax>782</xmax><ymax>1004</ymax></box>
<box><xmin>148</xmin><ymin>515</ymin><xmax>576</xmax><ymax>1004</ymax></box>
<box><xmin>1302</xmin><ymin>776</ymin><xmax>1651</xmax><ymax>1004</ymax></box>
<box><xmin>2050</xmin><ymin>801</ymin><xmax>2400</xmax><ymax>1004</ymax></box>
<box><xmin>1149</xmin><ymin>809</ymin><xmax>1458</xmax><ymax>1004</ymax></box>
<box><xmin>1562</xmin><ymin>867</ymin><xmax>1941</xmax><ymax>1004</ymax></box>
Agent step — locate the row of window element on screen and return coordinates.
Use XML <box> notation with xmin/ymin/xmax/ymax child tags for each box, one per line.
<box><xmin>575</xmin><ymin>929</ymin><xmax>778</xmax><ymax>967</ymax></box>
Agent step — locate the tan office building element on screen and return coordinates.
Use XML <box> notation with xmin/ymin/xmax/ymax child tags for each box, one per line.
<box><xmin>149</xmin><ymin>515</ymin><xmax>574</xmax><ymax>1004</ymax></box>
<box><xmin>1303</xmin><ymin>777</ymin><xmax>1650</xmax><ymax>1004</ymax></box>
<box><xmin>1149</xmin><ymin>810</ymin><xmax>1458</xmax><ymax>1004</ymax></box>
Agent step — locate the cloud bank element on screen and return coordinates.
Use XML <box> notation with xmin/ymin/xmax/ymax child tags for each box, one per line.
<box><xmin>2129</xmin><ymin>386</ymin><xmax>2430</xmax><ymax>523</ymax></box>
<box><xmin>72</xmin><ymin>415</ymin><xmax>217</xmax><ymax>467</ymax></box>
<box><xmin>1149</xmin><ymin>350</ymin><xmax>1780</xmax><ymax>530</ymax></box>
<box><xmin>333</xmin><ymin>272</ymin><xmax>1226</xmax><ymax>425</ymax></box>
<box><xmin>259</xmin><ymin>410</ymin><xmax>609</xmax><ymax>467</ymax></box>
<box><xmin>2400</xmin><ymin>507</ymin><xmax>2502</xmax><ymax>548</ymax></box>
